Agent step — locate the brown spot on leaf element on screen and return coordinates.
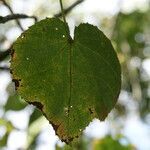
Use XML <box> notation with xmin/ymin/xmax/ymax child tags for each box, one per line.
<box><xmin>50</xmin><ymin>121</ymin><xmax>61</xmax><ymax>132</ymax></box>
<box><xmin>10</xmin><ymin>48</ymin><xmax>17</xmax><ymax>61</ymax></box>
<box><xmin>29</xmin><ymin>101</ymin><xmax>43</xmax><ymax>111</ymax></box>
<box><xmin>88</xmin><ymin>108</ymin><xmax>94</xmax><ymax>114</ymax></box>
<box><xmin>10</xmin><ymin>48</ymin><xmax>14</xmax><ymax>58</ymax></box>
<box><xmin>63</xmin><ymin>137</ymin><xmax>74</xmax><ymax>144</ymax></box>
<box><xmin>12</xmin><ymin>79</ymin><xmax>21</xmax><ymax>90</ymax></box>
<box><xmin>48</xmin><ymin>119</ymin><xmax>75</xmax><ymax>144</ymax></box>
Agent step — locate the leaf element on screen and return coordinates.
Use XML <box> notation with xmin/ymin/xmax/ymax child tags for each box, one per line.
<box><xmin>93</xmin><ymin>135</ymin><xmax>133</xmax><ymax>150</ymax></box>
<box><xmin>5</xmin><ymin>82</ymin><xmax>27</xmax><ymax>111</ymax></box>
<box><xmin>56</xmin><ymin>135</ymin><xmax>88</xmax><ymax>150</ymax></box>
<box><xmin>0</xmin><ymin>118</ymin><xmax>14</xmax><ymax>133</ymax></box>
<box><xmin>0</xmin><ymin>133</ymin><xmax>8</xmax><ymax>147</ymax></box>
<box><xmin>113</xmin><ymin>11</ymin><xmax>149</xmax><ymax>55</ymax></box>
<box><xmin>0</xmin><ymin>118</ymin><xmax>14</xmax><ymax>147</ymax></box>
<box><xmin>5</xmin><ymin>93</ymin><xmax>27</xmax><ymax>111</ymax></box>
<box><xmin>25</xmin><ymin>117</ymin><xmax>47</xmax><ymax>149</ymax></box>
<box><xmin>29</xmin><ymin>108</ymin><xmax>42</xmax><ymax>125</ymax></box>
<box><xmin>11</xmin><ymin>18</ymin><xmax>121</xmax><ymax>143</ymax></box>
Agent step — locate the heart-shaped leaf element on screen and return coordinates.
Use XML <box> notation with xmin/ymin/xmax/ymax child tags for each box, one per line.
<box><xmin>11</xmin><ymin>18</ymin><xmax>121</xmax><ymax>143</ymax></box>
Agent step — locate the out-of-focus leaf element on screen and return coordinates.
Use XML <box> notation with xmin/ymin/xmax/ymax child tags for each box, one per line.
<box><xmin>27</xmin><ymin>132</ymin><xmax>40</xmax><ymax>150</ymax></box>
<box><xmin>11</xmin><ymin>18</ymin><xmax>121</xmax><ymax>143</ymax></box>
<box><xmin>6</xmin><ymin>80</ymin><xmax>27</xmax><ymax>111</ymax></box>
<box><xmin>0</xmin><ymin>118</ymin><xmax>14</xmax><ymax>147</ymax></box>
<box><xmin>93</xmin><ymin>135</ymin><xmax>134</xmax><ymax>150</ymax></box>
<box><xmin>113</xmin><ymin>9</ymin><xmax>150</xmax><ymax>120</ymax></box>
<box><xmin>0</xmin><ymin>118</ymin><xmax>14</xmax><ymax>132</ymax></box>
<box><xmin>0</xmin><ymin>133</ymin><xmax>8</xmax><ymax>147</ymax></box>
<box><xmin>5</xmin><ymin>93</ymin><xmax>27</xmax><ymax>111</ymax></box>
<box><xmin>25</xmin><ymin>117</ymin><xmax>47</xmax><ymax>149</ymax></box>
<box><xmin>140</xmin><ymin>97</ymin><xmax>150</xmax><ymax>119</ymax></box>
<box><xmin>113</xmin><ymin>10</ymin><xmax>150</xmax><ymax>56</ymax></box>
<box><xmin>29</xmin><ymin>108</ymin><xmax>42</xmax><ymax>125</ymax></box>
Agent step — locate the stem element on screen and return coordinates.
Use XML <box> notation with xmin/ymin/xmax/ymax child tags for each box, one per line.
<box><xmin>59</xmin><ymin>0</ymin><xmax>72</xmax><ymax>42</ymax></box>
<box><xmin>59</xmin><ymin>0</ymin><xmax>67</xmax><ymax>25</ymax></box>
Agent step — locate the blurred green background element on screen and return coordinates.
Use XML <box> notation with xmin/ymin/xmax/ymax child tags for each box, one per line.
<box><xmin>0</xmin><ymin>0</ymin><xmax>150</xmax><ymax>149</ymax></box>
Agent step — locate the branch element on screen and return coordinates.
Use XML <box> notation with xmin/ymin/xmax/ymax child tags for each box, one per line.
<box><xmin>0</xmin><ymin>66</ymin><xmax>10</xmax><ymax>71</ymax></box>
<box><xmin>55</xmin><ymin>0</ymin><xmax>84</xmax><ymax>17</ymax></box>
<box><xmin>0</xmin><ymin>14</ymin><xmax>37</xmax><ymax>24</ymax></box>
<box><xmin>1</xmin><ymin>0</ymin><xmax>24</xmax><ymax>31</ymax></box>
<box><xmin>0</xmin><ymin>49</ymin><xmax>11</xmax><ymax>61</ymax></box>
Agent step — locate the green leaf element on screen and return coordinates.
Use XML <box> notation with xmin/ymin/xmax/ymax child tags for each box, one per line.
<box><xmin>113</xmin><ymin>11</ymin><xmax>149</xmax><ymax>55</ymax></box>
<box><xmin>0</xmin><ymin>118</ymin><xmax>14</xmax><ymax>147</ymax></box>
<box><xmin>25</xmin><ymin>117</ymin><xmax>47</xmax><ymax>149</ymax></box>
<box><xmin>29</xmin><ymin>108</ymin><xmax>42</xmax><ymax>125</ymax></box>
<box><xmin>56</xmin><ymin>135</ymin><xmax>88</xmax><ymax>150</ymax></box>
<box><xmin>5</xmin><ymin>93</ymin><xmax>27</xmax><ymax>111</ymax></box>
<box><xmin>5</xmin><ymin>82</ymin><xmax>27</xmax><ymax>111</ymax></box>
<box><xmin>93</xmin><ymin>135</ymin><xmax>133</xmax><ymax>150</ymax></box>
<box><xmin>11</xmin><ymin>18</ymin><xmax>121</xmax><ymax>143</ymax></box>
<box><xmin>0</xmin><ymin>133</ymin><xmax>8</xmax><ymax>147</ymax></box>
<box><xmin>0</xmin><ymin>118</ymin><xmax>14</xmax><ymax>133</ymax></box>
